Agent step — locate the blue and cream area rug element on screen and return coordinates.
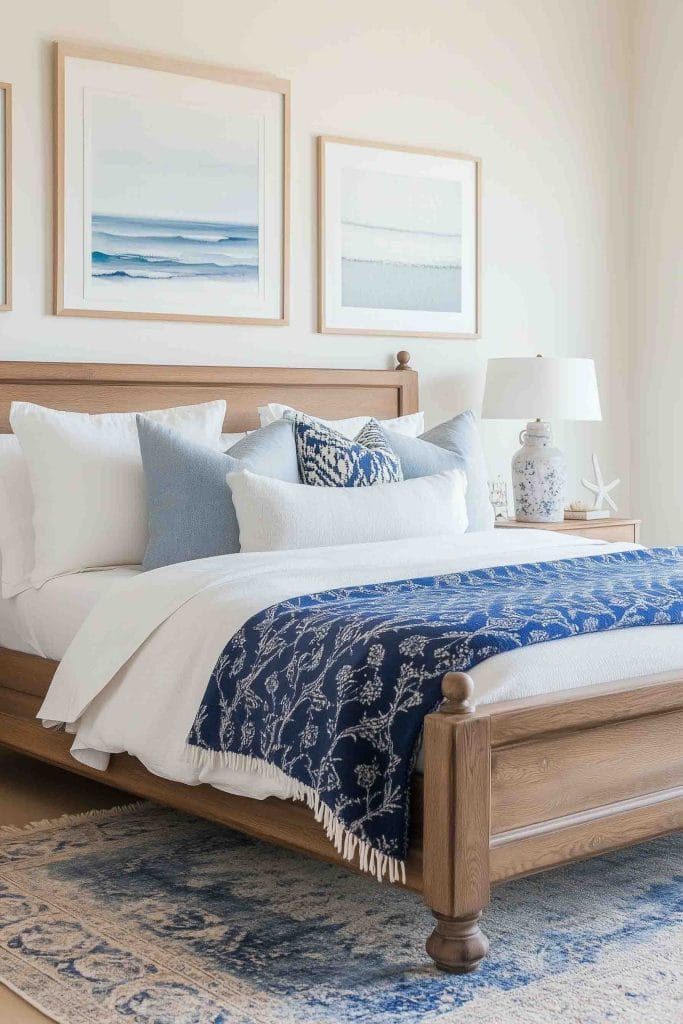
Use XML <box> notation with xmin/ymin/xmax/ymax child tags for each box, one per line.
<box><xmin>0</xmin><ymin>803</ymin><xmax>680</xmax><ymax>1024</ymax></box>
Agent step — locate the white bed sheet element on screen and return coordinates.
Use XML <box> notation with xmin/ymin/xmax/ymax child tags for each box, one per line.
<box><xmin>1</xmin><ymin>567</ymin><xmax>140</xmax><ymax>660</ymax></box>
<box><xmin>0</xmin><ymin>591</ymin><xmax>34</xmax><ymax>654</ymax></box>
<box><xmin>38</xmin><ymin>531</ymin><xmax>683</xmax><ymax>804</ymax></box>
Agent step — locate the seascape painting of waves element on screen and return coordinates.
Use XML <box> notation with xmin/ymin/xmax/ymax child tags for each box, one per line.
<box><xmin>85</xmin><ymin>87</ymin><xmax>267</xmax><ymax>314</ymax></box>
<box><xmin>340</xmin><ymin>167</ymin><xmax>462</xmax><ymax>314</ymax></box>
<box><xmin>91</xmin><ymin>214</ymin><xmax>258</xmax><ymax>286</ymax></box>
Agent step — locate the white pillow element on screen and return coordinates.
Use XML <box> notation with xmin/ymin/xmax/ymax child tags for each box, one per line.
<box><xmin>258</xmin><ymin>403</ymin><xmax>424</xmax><ymax>439</ymax></box>
<box><xmin>0</xmin><ymin>435</ymin><xmax>34</xmax><ymax>597</ymax></box>
<box><xmin>11</xmin><ymin>400</ymin><xmax>226</xmax><ymax>586</ymax></box>
<box><xmin>229</xmin><ymin>468</ymin><xmax>468</xmax><ymax>553</ymax></box>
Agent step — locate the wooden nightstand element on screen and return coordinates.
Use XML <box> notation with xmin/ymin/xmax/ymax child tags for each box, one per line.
<box><xmin>495</xmin><ymin>517</ymin><xmax>641</xmax><ymax>544</ymax></box>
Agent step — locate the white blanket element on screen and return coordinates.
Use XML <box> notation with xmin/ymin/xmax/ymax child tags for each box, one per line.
<box><xmin>39</xmin><ymin>530</ymin><xmax>683</xmax><ymax>803</ymax></box>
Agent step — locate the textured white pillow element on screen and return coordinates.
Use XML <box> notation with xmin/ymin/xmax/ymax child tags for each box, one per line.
<box><xmin>0</xmin><ymin>435</ymin><xmax>35</xmax><ymax>597</ymax></box>
<box><xmin>229</xmin><ymin>468</ymin><xmax>468</xmax><ymax>552</ymax></box>
<box><xmin>11</xmin><ymin>401</ymin><xmax>226</xmax><ymax>586</ymax></box>
<box><xmin>258</xmin><ymin>403</ymin><xmax>424</xmax><ymax>439</ymax></box>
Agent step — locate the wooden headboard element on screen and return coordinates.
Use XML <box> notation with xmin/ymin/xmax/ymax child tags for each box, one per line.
<box><xmin>0</xmin><ymin>352</ymin><xmax>418</xmax><ymax>433</ymax></box>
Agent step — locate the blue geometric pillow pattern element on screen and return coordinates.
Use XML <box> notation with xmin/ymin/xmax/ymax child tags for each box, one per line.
<box><xmin>291</xmin><ymin>414</ymin><xmax>403</xmax><ymax>487</ymax></box>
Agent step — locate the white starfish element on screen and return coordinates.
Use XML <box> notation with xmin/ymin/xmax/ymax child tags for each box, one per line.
<box><xmin>581</xmin><ymin>453</ymin><xmax>620</xmax><ymax>512</ymax></box>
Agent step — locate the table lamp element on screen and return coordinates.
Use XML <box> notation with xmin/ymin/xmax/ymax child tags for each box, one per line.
<box><xmin>482</xmin><ymin>355</ymin><xmax>602</xmax><ymax>523</ymax></box>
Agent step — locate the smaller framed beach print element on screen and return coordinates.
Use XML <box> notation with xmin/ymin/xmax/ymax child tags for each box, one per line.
<box><xmin>0</xmin><ymin>83</ymin><xmax>11</xmax><ymax>311</ymax></box>
<box><xmin>55</xmin><ymin>43</ymin><xmax>289</xmax><ymax>324</ymax></box>
<box><xmin>318</xmin><ymin>136</ymin><xmax>480</xmax><ymax>339</ymax></box>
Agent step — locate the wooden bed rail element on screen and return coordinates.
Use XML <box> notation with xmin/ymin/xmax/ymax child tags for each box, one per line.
<box><xmin>0</xmin><ymin>686</ymin><xmax>427</xmax><ymax>888</ymax></box>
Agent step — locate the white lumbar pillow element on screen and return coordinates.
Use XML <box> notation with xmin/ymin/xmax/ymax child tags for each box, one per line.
<box><xmin>228</xmin><ymin>468</ymin><xmax>468</xmax><ymax>553</ymax></box>
<box><xmin>258</xmin><ymin>403</ymin><xmax>424</xmax><ymax>439</ymax></box>
<box><xmin>11</xmin><ymin>400</ymin><xmax>226</xmax><ymax>586</ymax></box>
<box><xmin>0</xmin><ymin>435</ymin><xmax>35</xmax><ymax>597</ymax></box>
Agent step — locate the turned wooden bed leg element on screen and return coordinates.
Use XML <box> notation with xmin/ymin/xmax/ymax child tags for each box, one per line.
<box><xmin>422</xmin><ymin>672</ymin><xmax>491</xmax><ymax>973</ymax></box>
<box><xmin>426</xmin><ymin>911</ymin><xmax>489</xmax><ymax>974</ymax></box>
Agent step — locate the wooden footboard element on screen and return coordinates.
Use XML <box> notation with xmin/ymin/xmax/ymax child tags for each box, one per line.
<box><xmin>422</xmin><ymin>669</ymin><xmax>683</xmax><ymax>971</ymax></box>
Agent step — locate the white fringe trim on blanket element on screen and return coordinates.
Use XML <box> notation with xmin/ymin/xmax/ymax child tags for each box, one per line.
<box><xmin>186</xmin><ymin>745</ymin><xmax>407</xmax><ymax>885</ymax></box>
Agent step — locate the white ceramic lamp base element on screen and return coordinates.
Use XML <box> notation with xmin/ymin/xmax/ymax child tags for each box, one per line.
<box><xmin>511</xmin><ymin>420</ymin><xmax>567</xmax><ymax>523</ymax></box>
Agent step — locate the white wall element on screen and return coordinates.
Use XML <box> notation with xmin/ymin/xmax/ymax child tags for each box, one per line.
<box><xmin>631</xmin><ymin>0</ymin><xmax>683</xmax><ymax>544</ymax></box>
<box><xmin>0</xmin><ymin>0</ymin><xmax>633</xmax><ymax>505</ymax></box>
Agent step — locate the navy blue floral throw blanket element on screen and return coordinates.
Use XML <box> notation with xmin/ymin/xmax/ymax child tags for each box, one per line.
<box><xmin>187</xmin><ymin>547</ymin><xmax>683</xmax><ymax>881</ymax></box>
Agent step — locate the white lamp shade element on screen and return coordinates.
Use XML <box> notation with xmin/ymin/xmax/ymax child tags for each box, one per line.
<box><xmin>482</xmin><ymin>357</ymin><xmax>602</xmax><ymax>422</ymax></box>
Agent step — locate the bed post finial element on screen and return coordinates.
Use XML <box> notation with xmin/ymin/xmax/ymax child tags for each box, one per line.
<box><xmin>440</xmin><ymin>672</ymin><xmax>476</xmax><ymax>715</ymax></box>
<box><xmin>396</xmin><ymin>351</ymin><xmax>411</xmax><ymax>370</ymax></box>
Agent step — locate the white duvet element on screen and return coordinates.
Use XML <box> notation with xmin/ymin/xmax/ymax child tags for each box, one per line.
<box><xmin>40</xmin><ymin>530</ymin><xmax>683</xmax><ymax>803</ymax></box>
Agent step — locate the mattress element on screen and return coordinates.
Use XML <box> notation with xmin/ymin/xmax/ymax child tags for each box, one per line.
<box><xmin>0</xmin><ymin>567</ymin><xmax>141</xmax><ymax>661</ymax></box>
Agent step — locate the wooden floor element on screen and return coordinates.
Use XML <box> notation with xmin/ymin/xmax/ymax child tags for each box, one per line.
<box><xmin>0</xmin><ymin>749</ymin><xmax>126</xmax><ymax>1024</ymax></box>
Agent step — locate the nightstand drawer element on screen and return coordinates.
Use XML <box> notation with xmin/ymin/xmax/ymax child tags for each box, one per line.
<box><xmin>565</xmin><ymin>523</ymin><xmax>639</xmax><ymax>543</ymax></box>
<box><xmin>495</xmin><ymin>518</ymin><xmax>641</xmax><ymax>544</ymax></box>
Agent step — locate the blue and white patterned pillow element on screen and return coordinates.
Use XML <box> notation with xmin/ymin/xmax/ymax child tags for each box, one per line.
<box><xmin>291</xmin><ymin>414</ymin><xmax>403</xmax><ymax>487</ymax></box>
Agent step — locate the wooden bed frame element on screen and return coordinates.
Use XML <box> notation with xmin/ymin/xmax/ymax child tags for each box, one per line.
<box><xmin>0</xmin><ymin>356</ymin><xmax>681</xmax><ymax>973</ymax></box>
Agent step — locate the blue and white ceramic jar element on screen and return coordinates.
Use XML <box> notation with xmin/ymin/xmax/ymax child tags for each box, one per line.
<box><xmin>511</xmin><ymin>421</ymin><xmax>567</xmax><ymax>522</ymax></box>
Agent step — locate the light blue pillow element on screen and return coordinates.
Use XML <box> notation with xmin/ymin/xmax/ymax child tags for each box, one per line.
<box><xmin>137</xmin><ymin>417</ymin><xmax>299</xmax><ymax>570</ymax></box>
<box><xmin>228</xmin><ymin>421</ymin><xmax>300</xmax><ymax>480</ymax></box>
<box><xmin>291</xmin><ymin>414</ymin><xmax>402</xmax><ymax>487</ymax></box>
<box><xmin>383</xmin><ymin>411</ymin><xmax>494</xmax><ymax>531</ymax></box>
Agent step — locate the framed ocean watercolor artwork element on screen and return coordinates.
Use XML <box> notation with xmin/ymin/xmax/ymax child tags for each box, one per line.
<box><xmin>55</xmin><ymin>43</ymin><xmax>289</xmax><ymax>324</ymax></box>
<box><xmin>318</xmin><ymin>136</ymin><xmax>480</xmax><ymax>339</ymax></box>
<box><xmin>0</xmin><ymin>83</ymin><xmax>11</xmax><ymax>311</ymax></box>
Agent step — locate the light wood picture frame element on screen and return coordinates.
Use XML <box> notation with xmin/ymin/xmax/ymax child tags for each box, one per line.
<box><xmin>318</xmin><ymin>135</ymin><xmax>481</xmax><ymax>339</ymax></box>
<box><xmin>0</xmin><ymin>83</ymin><xmax>11</xmax><ymax>311</ymax></box>
<box><xmin>55</xmin><ymin>42</ymin><xmax>290</xmax><ymax>325</ymax></box>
